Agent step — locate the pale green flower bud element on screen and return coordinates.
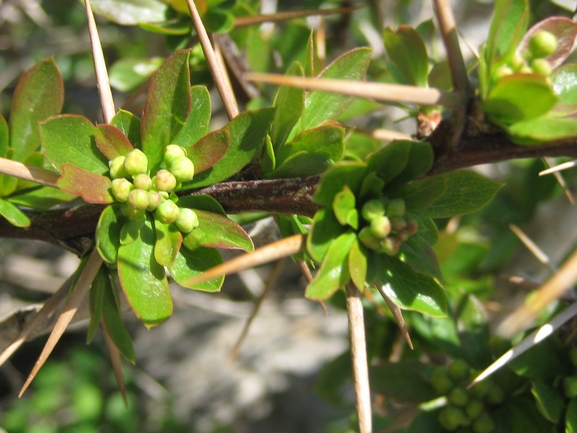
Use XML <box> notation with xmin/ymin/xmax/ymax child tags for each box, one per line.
<box><xmin>109</xmin><ymin>156</ymin><xmax>128</xmax><ymax>179</ymax></box>
<box><xmin>361</xmin><ymin>198</ymin><xmax>386</xmax><ymax>222</ymax></box>
<box><xmin>390</xmin><ymin>216</ymin><xmax>407</xmax><ymax>232</ymax></box>
<box><xmin>386</xmin><ymin>198</ymin><xmax>405</xmax><ymax>217</ymax></box>
<box><xmin>169</xmin><ymin>155</ymin><xmax>195</xmax><ymax>182</ymax></box>
<box><xmin>155</xmin><ymin>199</ymin><xmax>180</xmax><ymax>224</ymax></box>
<box><xmin>358</xmin><ymin>227</ymin><xmax>380</xmax><ymax>250</ymax></box>
<box><xmin>111</xmin><ymin>178</ymin><xmax>134</xmax><ymax>202</ymax></box>
<box><xmin>531</xmin><ymin>58</ymin><xmax>552</xmax><ymax>76</ymax></box>
<box><xmin>175</xmin><ymin>208</ymin><xmax>199</xmax><ymax>233</ymax></box>
<box><xmin>121</xmin><ymin>203</ymin><xmax>145</xmax><ymax>221</ymax></box>
<box><xmin>369</xmin><ymin>215</ymin><xmax>391</xmax><ymax>239</ymax></box>
<box><xmin>155</xmin><ymin>169</ymin><xmax>177</xmax><ymax>192</ymax></box>
<box><xmin>406</xmin><ymin>217</ymin><xmax>419</xmax><ymax>236</ymax></box>
<box><xmin>510</xmin><ymin>53</ymin><xmax>526</xmax><ymax>72</ymax></box>
<box><xmin>164</xmin><ymin>144</ymin><xmax>187</xmax><ymax>166</ymax></box>
<box><xmin>529</xmin><ymin>30</ymin><xmax>558</xmax><ymax>59</ymax></box>
<box><xmin>146</xmin><ymin>190</ymin><xmax>164</xmax><ymax>211</ymax></box>
<box><xmin>133</xmin><ymin>173</ymin><xmax>152</xmax><ymax>191</ymax></box>
<box><xmin>380</xmin><ymin>236</ymin><xmax>401</xmax><ymax>256</ymax></box>
<box><xmin>128</xmin><ymin>189</ymin><xmax>150</xmax><ymax>210</ymax></box>
<box><xmin>123</xmin><ymin>148</ymin><xmax>148</xmax><ymax>176</ymax></box>
<box><xmin>494</xmin><ymin>65</ymin><xmax>513</xmax><ymax>81</ymax></box>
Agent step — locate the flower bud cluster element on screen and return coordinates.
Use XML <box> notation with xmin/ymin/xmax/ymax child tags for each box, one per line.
<box><xmin>358</xmin><ymin>197</ymin><xmax>418</xmax><ymax>256</ymax></box>
<box><xmin>495</xmin><ymin>30</ymin><xmax>558</xmax><ymax>81</ymax></box>
<box><xmin>108</xmin><ymin>146</ymin><xmax>199</xmax><ymax>234</ymax></box>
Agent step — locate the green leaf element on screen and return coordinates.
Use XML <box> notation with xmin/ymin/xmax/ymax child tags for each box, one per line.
<box><xmin>0</xmin><ymin>115</ymin><xmax>8</xmax><ymax>158</ymax></box>
<box><xmin>313</xmin><ymin>161</ymin><xmax>367</xmax><ymax>207</ymax></box>
<box><xmin>383</xmin><ymin>26</ymin><xmax>429</xmax><ymax>87</ymax></box>
<box><xmin>57</xmin><ymin>164</ymin><xmax>113</xmax><ymax>204</ymax></box>
<box><xmin>413</xmin><ymin>216</ymin><xmax>439</xmax><ymax>245</ymax></box>
<box><xmin>485</xmin><ymin>0</ymin><xmax>529</xmax><ymax>69</ymax></box>
<box><xmin>185</xmin><ymin>127</ymin><xmax>230</xmax><ymax>175</ymax></box>
<box><xmin>400</xmin><ymin>235</ymin><xmax>443</xmax><ymax>280</ymax></box>
<box><xmin>484</xmin><ymin>74</ymin><xmax>556</xmax><ymax>125</ymax></box>
<box><xmin>305</xmin><ymin>230</ymin><xmax>356</xmax><ymax>300</ymax></box>
<box><xmin>109</xmin><ymin>57</ymin><xmax>163</xmax><ymax>92</ymax></box>
<box><xmin>204</xmin><ymin>8</ymin><xmax>234</xmax><ymax>33</ymax></box>
<box><xmin>120</xmin><ymin>218</ymin><xmax>145</xmax><ymax>245</ymax></box>
<box><xmin>531</xmin><ymin>381</ymin><xmax>564</xmax><ymax>423</ymax></box>
<box><xmin>508</xmin><ymin>117</ymin><xmax>577</xmax><ymax>143</ymax></box>
<box><xmin>41</xmin><ymin>115</ymin><xmax>109</xmax><ymax>175</ymax></box>
<box><xmin>173</xmin><ymin>85</ymin><xmax>211</xmax><ymax>148</ymax></box>
<box><xmin>154</xmin><ymin>219</ymin><xmax>182</xmax><ymax>266</ymax></box>
<box><xmin>301</xmin><ymin>48</ymin><xmax>372</xmax><ymax>130</ymax></box>
<box><xmin>366</xmin><ymin>140</ymin><xmax>412</xmax><ymax>185</ymax></box>
<box><xmin>420</xmin><ymin>171</ymin><xmax>503</xmax><ymax>218</ymax></box>
<box><xmin>270</xmin><ymin>61</ymin><xmax>305</xmax><ymax>151</ymax></box>
<box><xmin>0</xmin><ymin>197</ymin><xmax>30</xmax><ymax>227</ymax></box>
<box><xmin>268</xmin><ymin>121</ymin><xmax>345</xmax><ymax>178</ymax></box>
<box><xmin>95</xmin><ymin>124</ymin><xmax>134</xmax><ymax>160</ymax></box>
<box><xmin>567</xmin><ymin>398</ymin><xmax>577</xmax><ymax>433</ymax></box>
<box><xmin>348</xmin><ymin>238</ymin><xmax>368</xmax><ymax>290</ymax></box>
<box><xmin>9</xmin><ymin>58</ymin><xmax>63</xmax><ymax>162</ymax></box>
<box><xmin>377</xmin><ymin>254</ymin><xmax>447</xmax><ymax>317</ymax></box>
<box><xmin>508</xmin><ymin>335</ymin><xmax>568</xmax><ymax>380</ymax></box>
<box><xmin>388</xmin><ymin>141</ymin><xmax>435</xmax><ymax>186</ymax></box>
<box><xmin>0</xmin><ymin>148</ymin><xmax>17</xmax><ymax>197</ymax></box>
<box><xmin>141</xmin><ymin>50</ymin><xmax>191</xmax><ymax>173</ymax></box>
<box><xmin>102</xmin><ymin>273</ymin><xmax>136</xmax><ymax>363</ymax></box>
<box><xmin>139</xmin><ymin>19</ymin><xmax>191</xmax><ymax>35</ymax></box>
<box><xmin>118</xmin><ymin>216</ymin><xmax>172</xmax><ymax>328</ymax></box>
<box><xmin>96</xmin><ymin>205</ymin><xmax>124</xmax><ymax>264</ymax></box>
<box><xmin>332</xmin><ymin>185</ymin><xmax>358</xmax><ymax>229</ymax></box>
<box><xmin>359</xmin><ymin>171</ymin><xmax>385</xmax><ymax>200</ymax></box>
<box><xmin>90</xmin><ymin>0</ymin><xmax>170</xmax><ymax>25</ymax></box>
<box><xmin>185</xmin><ymin>108</ymin><xmax>275</xmax><ymax>188</ymax></box>
<box><xmin>182</xmin><ymin>210</ymin><xmax>254</xmax><ymax>251</ymax></box>
<box><xmin>8</xmin><ymin>186</ymin><xmax>76</xmax><ymax>210</ymax></box>
<box><xmin>370</xmin><ymin>361</ymin><xmax>438</xmax><ymax>403</ymax></box>
<box><xmin>388</xmin><ymin>176</ymin><xmax>447</xmax><ymax>212</ymax></box>
<box><xmin>110</xmin><ymin>109</ymin><xmax>141</xmax><ymax>149</ymax></box>
<box><xmin>87</xmin><ymin>265</ymin><xmax>106</xmax><ymax>344</ymax></box>
<box><xmin>177</xmin><ymin>194</ymin><xmax>225</xmax><ymax>215</ymax></box>
<box><xmin>307</xmin><ymin>207</ymin><xmax>347</xmax><ymax>263</ymax></box>
<box><xmin>170</xmin><ymin>246</ymin><xmax>224</xmax><ymax>292</ymax></box>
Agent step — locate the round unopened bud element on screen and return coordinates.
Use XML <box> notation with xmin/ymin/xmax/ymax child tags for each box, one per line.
<box><xmin>397</xmin><ymin>229</ymin><xmax>410</xmax><ymax>242</ymax></box>
<box><xmin>109</xmin><ymin>156</ymin><xmax>128</xmax><ymax>179</ymax></box>
<box><xmin>111</xmin><ymin>178</ymin><xmax>134</xmax><ymax>202</ymax></box>
<box><xmin>133</xmin><ymin>173</ymin><xmax>153</xmax><ymax>190</ymax></box>
<box><xmin>494</xmin><ymin>65</ymin><xmax>513</xmax><ymax>80</ymax></box>
<box><xmin>155</xmin><ymin>199</ymin><xmax>180</xmax><ymax>224</ymax></box>
<box><xmin>169</xmin><ymin>155</ymin><xmax>195</xmax><ymax>182</ymax></box>
<box><xmin>380</xmin><ymin>236</ymin><xmax>401</xmax><ymax>256</ymax></box>
<box><xmin>448</xmin><ymin>387</ymin><xmax>469</xmax><ymax>407</ymax></box>
<box><xmin>529</xmin><ymin>30</ymin><xmax>558</xmax><ymax>59</ymax></box>
<box><xmin>175</xmin><ymin>208</ymin><xmax>199</xmax><ymax>233</ymax></box>
<box><xmin>123</xmin><ymin>149</ymin><xmax>148</xmax><ymax>176</ymax></box>
<box><xmin>387</xmin><ymin>198</ymin><xmax>405</xmax><ymax>217</ymax></box>
<box><xmin>164</xmin><ymin>144</ymin><xmax>187</xmax><ymax>165</ymax></box>
<box><xmin>361</xmin><ymin>198</ymin><xmax>386</xmax><ymax>222</ymax></box>
<box><xmin>128</xmin><ymin>189</ymin><xmax>150</xmax><ymax>210</ymax></box>
<box><xmin>438</xmin><ymin>406</ymin><xmax>468</xmax><ymax>431</ymax></box>
<box><xmin>146</xmin><ymin>190</ymin><xmax>164</xmax><ymax>211</ymax></box>
<box><xmin>466</xmin><ymin>399</ymin><xmax>485</xmax><ymax>420</ymax></box>
<box><xmin>472</xmin><ymin>412</ymin><xmax>495</xmax><ymax>433</ymax></box>
<box><xmin>358</xmin><ymin>227</ymin><xmax>381</xmax><ymax>250</ymax></box>
<box><xmin>370</xmin><ymin>215</ymin><xmax>391</xmax><ymax>239</ymax></box>
<box><xmin>406</xmin><ymin>217</ymin><xmax>419</xmax><ymax>235</ymax></box>
<box><xmin>531</xmin><ymin>58</ymin><xmax>552</xmax><ymax>76</ymax></box>
<box><xmin>155</xmin><ymin>169</ymin><xmax>177</xmax><ymax>192</ymax></box>
<box><xmin>564</xmin><ymin>376</ymin><xmax>577</xmax><ymax>399</ymax></box>
<box><xmin>510</xmin><ymin>53</ymin><xmax>526</xmax><ymax>71</ymax></box>
<box><xmin>430</xmin><ymin>367</ymin><xmax>454</xmax><ymax>394</ymax></box>
<box><xmin>449</xmin><ymin>359</ymin><xmax>470</xmax><ymax>382</ymax></box>
<box><xmin>390</xmin><ymin>216</ymin><xmax>407</xmax><ymax>232</ymax></box>
<box><xmin>121</xmin><ymin>203</ymin><xmax>145</xmax><ymax>221</ymax></box>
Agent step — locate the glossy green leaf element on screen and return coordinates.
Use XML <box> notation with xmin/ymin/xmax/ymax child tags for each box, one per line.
<box><xmin>313</xmin><ymin>161</ymin><xmax>367</xmax><ymax>207</ymax></box>
<box><xmin>0</xmin><ymin>148</ymin><xmax>17</xmax><ymax>197</ymax></box>
<box><xmin>0</xmin><ymin>197</ymin><xmax>30</xmax><ymax>227</ymax></box>
<box><xmin>118</xmin><ymin>217</ymin><xmax>172</xmax><ymax>328</ymax></box>
<box><xmin>276</xmin><ymin>214</ymin><xmax>311</xmax><ymax>263</ymax></box>
<box><xmin>87</xmin><ymin>265</ymin><xmax>106</xmax><ymax>344</ymax></box>
<box><xmin>566</xmin><ymin>398</ymin><xmax>577</xmax><ymax>433</ymax></box>
<box><xmin>204</xmin><ymin>8</ymin><xmax>234</xmax><ymax>33</ymax></box>
<box><xmin>57</xmin><ymin>164</ymin><xmax>113</xmax><ymax>204</ymax></box>
<box><xmin>96</xmin><ymin>205</ymin><xmax>124</xmax><ymax>264</ymax></box>
<box><xmin>139</xmin><ymin>19</ymin><xmax>191</xmax><ymax>35</ymax></box>
<box><xmin>120</xmin><ymin>218</ymin><xmax>145</xmax><ymax>245</ymax></box>
<box><xmin>485</xmin><ymin>0</ymin><xmax>528</xmax><ymax>67</ymax></box>
<box><xmin>388</xmin><ymin>175</ymin><xmax>447</xmax><ymax>212</ymax></box>
<box><xmin>41</xmin><ymin>115</ymin><xmax>109</xmax><ymax>175</ymax></box>
<box><xmin>551</xmin><ymin>64</ymin><xmax>577</xmax><ymax>115</ymax></box>
<box><xmin>384</xmin><ymin>26</ymin><xmax>429</xmax><ymax>87</ymax></box>
<box><xmin>16</xmin><ymin>151</ymin><xmax>46</xmax><ymax>191</ymax></box>
<box><xmin>400</xmin><ymin>235</ymin><xmax>442</xmax><ymax>280</ymax></box>
<box><xmin>102</xmin><ymin>273</ymin><xmax>136</xmax><ymax>363</ymax></box>
<box><xmin>377</xmin><ymin>254</ymin><xmax>447</xmax><ymax>317</ymax></box>
<box><xmin>348</xmin><ymin>238</ymin><xmax>368</xmax><ymax>291</ymax></box>
<box><xmin>306</xmin><ymin>230</ymin><xmax>356</xmax><ymax>300</ymax></box>
<box><xmin>90</xmin><ymin>0</ymin><xmax>169</xmax><ymax>25</ymax></box>
<box><xmin>484</xmin><ymin>74</ymin><xmax>556</xmax><ymax>125</ymax></box>
<box><xmin>388</xmin><ymin>141</ymin><xmax>435</xmax><ymax>186</ymax></box>
<box><xmin>359</xmin><ymin>171</ymin><xmax>385</xmax><ymax>200</ymax></box>
<box><xmin>307</xmin><ymin>207</ymin><xmax>347</xmax><ymax>263</ymax></box>
<box><xmin>185</xmin><ymin>127</ymin><xmax>230</xmax><ymax>175</ymax></box>
<box><xmin>170</xmin><ymin>246</ymin><xmax>224</xmax><ymax>292</ymax></box>
<box><xmin>420</xmin><ymin>171</ymin><xmax>503</xmax><ymax>218</ymax></box>
<box><xmin>493</xmin><ymin>397</ymin><xmax>556</xmax><ymax>433</ymax></box>
<box><xmin>268</xmin><ymin>121</ymin><xmax>345</xmax><ymax>178</ymax></box>
<box><xmin>154</xmin><ymin>219</ymin><xmax>182</xmax><ymax>266</ymax></box>
<box><xmin>301</xmin><ymin>48</ymin><xmax>372</xmax><ymax>130</ymax></box>
<box><xmin>370</xmin><ymin>361</ymin><xmax>437</xmax><ymax>404</ymax></box>
<box><xmin>109</xmin><ymin>57</ymin><xmax>163</xmax><ymax>92</ymax></box>
<box><xmin>9</xmin><ymin>58</ymin><xmax>63</xmax><ymax>162</ymax></box>
<box><xmin>271</xmin><ymin>61</ymin><xmax>305</xmax><ymax>151</ymax></box>
<box><xmin>141</xmin><ymin>50</ymin><xmax>191</xmax><ymax>173</ymax></box>
<box><xmin>366</xmin><ymin>140</ymin><xmax>412</xmax><ymax>185</ymax></box>
<box><xmin>182</xmin><ymin>209</ymin><xmax>253</xmax><ymax>251</ymax></box>
<box><xmin>531</xmin><ymin>382</ymin><xmax>564</xmax><ymax>423</ymax></box>
<box><xmin>173</xmin><ymin>85</ymin><xmax>211</xmax><ymax>148</ymax></box>
<box><xmin>177</xmin><ymin>194</ymin><xmax>225</xmax><ymax>215</ymax></box>
<box><xmin>110</xmin><ymin>109</ymin><xmax>141</xmax><ymax>149</ymax></box>
<box><xmin>8</xmin><ymin>186</ymin><xmax>75</xmax><ymax>210</ymax></box>
<box><xmin>185</xmin><ymin>108</ymin><xmax>275</xmax><ymax>188</ymax></box>
<box><xmin>508</xmin><ymin>116</ymin><xmax>577</xmax><ymax>143</ymax></box>
<box><xmin>0</xmin><ymin>115</ymin><xmax>8</xmax><ymax>158</ymax></box>
<box><xmin>95</xmin><ymin>124</ymin><xmax>134</xmax><ymax>160</ymax></box>
<box><xmin>428</xmin><ymin>60</ymin><xmax>452</xmax><ymax>91</ymax></box>
<box><xmin>413</xmin><ymin>216</ymin><xmax>439</xmax><ymax>245</ymax></box>
<box><xmin>332</xmin><ymin>185</ymin><xmax>357</xmax><ymax>229</ymax></box>
<box><xmin>508</xmin><ymin>335</ymin><xmax>568</xmax><ymax>380</ymax></box>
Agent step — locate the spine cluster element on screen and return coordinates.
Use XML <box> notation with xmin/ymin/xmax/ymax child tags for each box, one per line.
<box><xmin>109</xmin><ymin>145</ymin><xmax>199</xmax><ymax>233</ymax></box>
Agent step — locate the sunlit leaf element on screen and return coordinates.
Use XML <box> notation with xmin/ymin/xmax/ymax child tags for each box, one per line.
<box><xmin>95</xmin><ymin>124</ymin><xmax>134</xmax><ymax>160</ymax></box>
<box><xmin>154</xmin><ymin>219</ymin><xmax>182</xmax><ymax>266</ymax></box>
<box><xmin>0</xmin><ymin>197</ymin><xmax>30</xmax><ymax>227</ymax></box>
<box><xmin>332</xmin><ymin>185</ymin><xmax>358</xmax><ymax>229</ymax></box>
<box><xmin>96</xmin><ymin>205</ymin><xmax>124</xmax><ymax>264</ymax></box>
<box><xmin>57</xmin><ymin>164</ymin><xmax>113</xmax><ymax>204</ymax></box>
<box><xmin>91</xmin><ymin>0</ymin><xmax>170</xmax><ymax>25</ymax></box>
<box><xmin>307</xmin><ymin>207</ymin><xmax>347</xmax><ymax>263</ymax></box>
<box><xmin>313</xmin><ymin>161</ymin><xmax>367</xmax><ymax>207</ymax></box>
<box><xmin>8</xmin><ymin>186</ymin><xmax>76</xmax><ymax>210</ymax></box>
<box><xmin>348</xmin><ymin>238</ymin><xmax>368</xmax><ymax>290</ymax></box>
<box><xmin>509</xmin><ymin>116</ymin><xmax>577</xmax><ymax>144</ymax></box>
<box><xmin>182</xmin><ymin>210</ymin><xmax>253</xmax><ymax>251</ymax></box>
<box><xmin>384</xmin><ymin>25</ymin><xmax>429</xmax><ymax>87</ymax></box>
<box><xmin>170</xmin><ymin>246</ymin><xmax>224</xmax><ymax>292</ymax></box>
<box><xmin>174</xmin><ymin>85</ymin><xmax>212</xmax><ymax>148</ymax></box>
<box><xmin>388</xmin><ymin>175</ymin><xmax>447</xmax><ymax>212</ymax></box>
<box><xmin>185</xmin><ymin>127</ymin><xmax>230</xmax><ymax>175</ymax></box>
<box><xmin>109</xmin><ymin>57</ymin><xmax>163</xmax><ymax>92</ymax></box>
<box><xmin>271</xmin><ymin>61</ymin><xmax>305</xmax><ymax>151</ymax></box>
<box><xmin>110</xmin><ymin>109</ymin><xmax>141</xmax><ymax>149</ymax></box>
<box><xmin>531</xmin><ymin>382</ymin><xmax>564</xmax><ymax>423</ymax></box>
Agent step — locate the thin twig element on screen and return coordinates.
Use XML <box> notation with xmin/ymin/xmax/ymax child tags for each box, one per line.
<box><xmin>544</xmin><ymin>157</ymin><xmax>575</xmax><ymax>204</ymax></box>
<box><xmin>345</xmin><ymin>282</ymin><xmax>372</xmax><ymax>433</ymax></box>
<box><xmin>509</xmin><ymin>224</ymin><xmax>556</xmax><ymax>273</ymax></box>
<box><xmin>0</xmin><ymin>157</ymin><xmax>59</xmax><ymax>188</ymax></box>
<box><xmin>185</xmin><ymin>0</ymin><xmax>239</xmax><ymax>120</ymax></box>
<box><xmin>84</xmin><ymin>0</ymin><xmax>115</xmax><ymax>123</ymax></box>
<box><xmin>376</xmin><ymin>286</ymin><xmax>413</xmax><ymax>349</ymax></box>
<box><xmin>540</xmin><ymin>160</ymin><xmax>577</xmax><ymax>176</ymax></box>
<box><xmin>245</xmin><ymin>73</ymin><xmax>465</xmax><ymax>109</ymax></box>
